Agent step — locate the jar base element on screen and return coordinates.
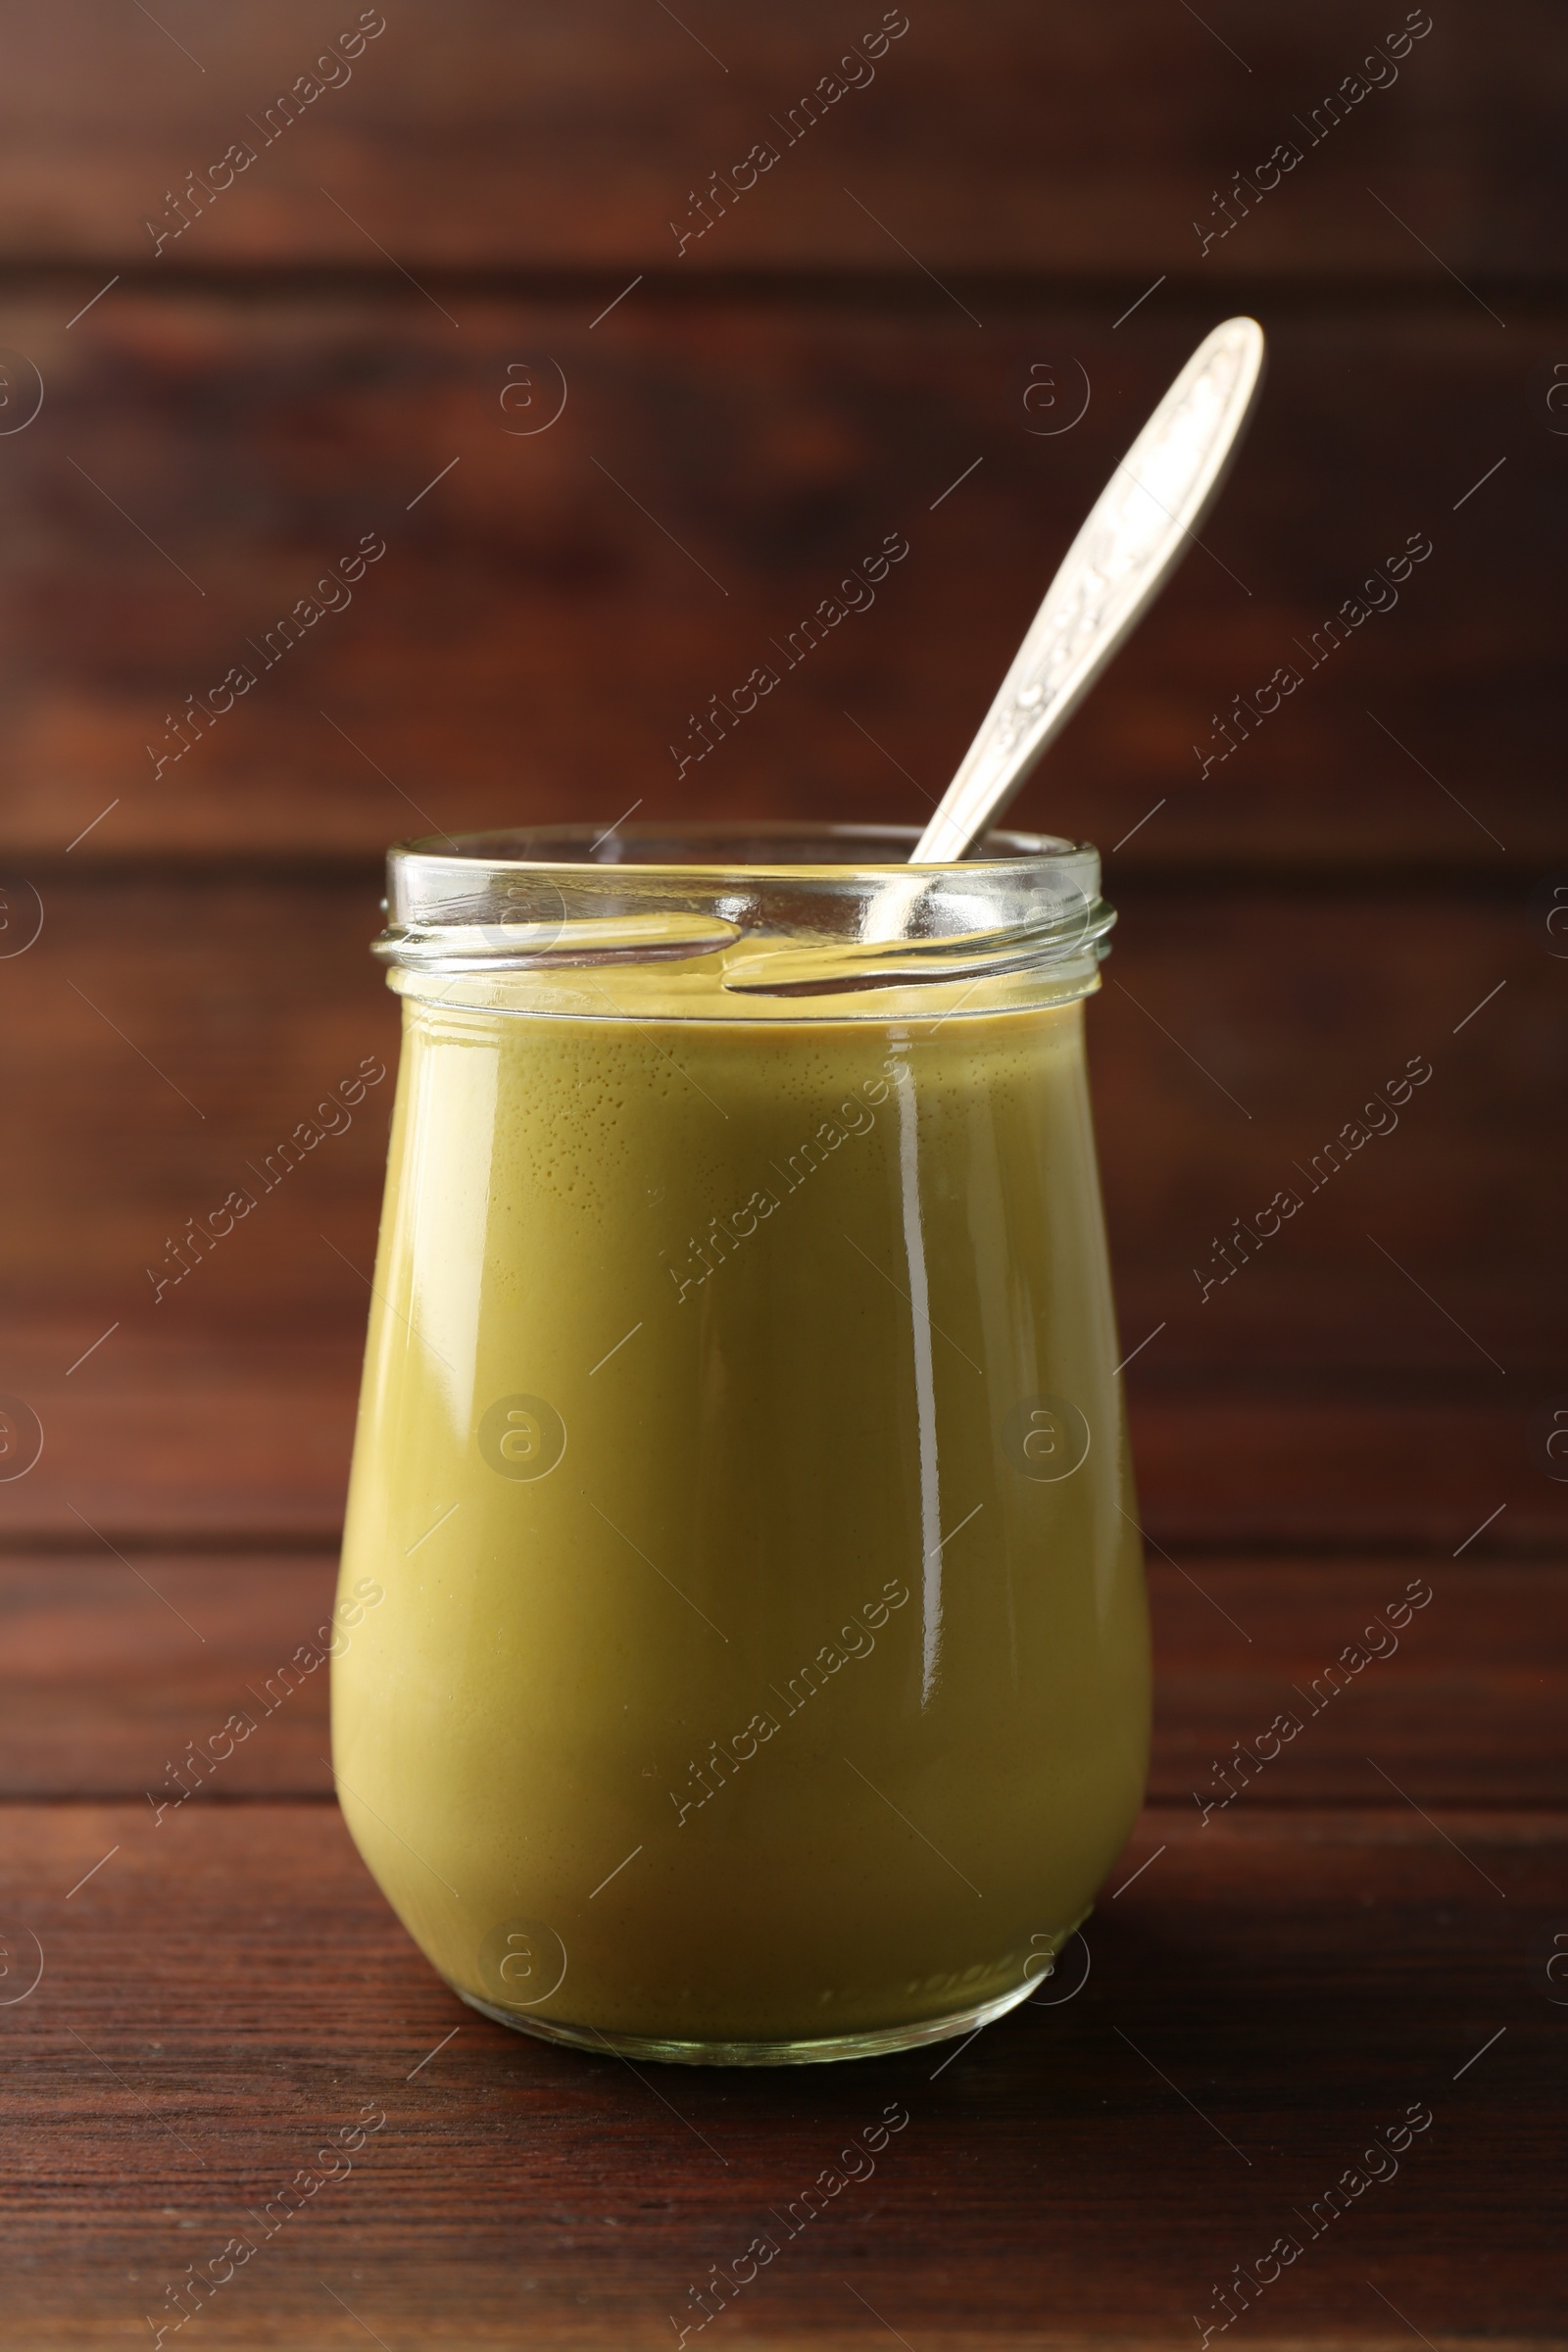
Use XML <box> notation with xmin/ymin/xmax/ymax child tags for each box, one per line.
<box><xmin>453</xmin><ymin>1974</ymin><xmax>1038</xmax><ymax>2067</ymax></box>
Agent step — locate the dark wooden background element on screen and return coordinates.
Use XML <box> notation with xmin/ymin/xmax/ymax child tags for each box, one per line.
<box><xmin>0</xmin><ymin>4</ymin><xmax>1563</xmax><ymax>2344</ymax></box>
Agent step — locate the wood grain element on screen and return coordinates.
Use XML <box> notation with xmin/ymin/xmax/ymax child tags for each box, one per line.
<box><xmin>0</xmin><ymin>1323</ymin><xmax>1556</xmax><ymax>1549</ymax></box>
<box><xmin>1147</xmin><ymin>1556</ymin><xmax>1568</xmax><ymax>1807</ymax></box>
<box><xmin>0</xmin><ymin>873</ymin><xmax>397</xmax><ymax>1321</ymax></box>
<box><xmin>0</xmin><ymin>1</ymin><xmax>1551</xmax><ymax>275</ymax></box>
<box><xmin>1</xmin><ymin>876</ymin><xmax>1558</xmax><ymax>1350</ymax></box>
<box><xmin>1</xmin><ymin>870</ymin><xmax>1562</xmax><ymax>1549</ymax></box>
<box><xmin>0</xmin><ymin>1798</ymin><xmax>1558</xmax><ymax>2344</ymax></box>
<box><xmin>1</xmin><ymin>1554</ymin><xmax>1559</xmax><ymax>1809</ymax></box>
<box><xmin>0</xmin><ymin>1556</ymin><xmax>340</xmax><ymax>1799</ymax></box>
<box><xmin>0</xmin><ymin>300</ymin><xmax>1559</xmax><ymax>864</ymax></box>
<box><xmin>0</xmin><ymin>1327</ymin><xmax>361</xmax><ymax>1546</ymax></box>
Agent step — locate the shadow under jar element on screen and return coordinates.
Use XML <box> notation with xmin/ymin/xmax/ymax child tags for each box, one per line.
<box><xmin>332</xmin><ymin>822</ymin><xmax>1150</xmax><ymax>2064</ymax></box>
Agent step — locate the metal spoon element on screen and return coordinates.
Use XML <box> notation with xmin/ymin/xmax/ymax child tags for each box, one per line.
<box><xmin>909</xmin><ymin>316</ymin><xmax>1265</xmax><ymax>865</ymax></box>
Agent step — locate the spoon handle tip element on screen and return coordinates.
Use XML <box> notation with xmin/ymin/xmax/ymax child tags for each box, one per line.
<box><xmin>910</xmin><ymin>316</ymin><xmax>1267</xmax><ymax>866</ymax></box>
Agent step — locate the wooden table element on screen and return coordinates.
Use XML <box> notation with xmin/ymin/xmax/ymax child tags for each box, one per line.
<box><xmin>2</xmin><ymin>1418</ymin><xmax>1563</xmax><ymax>2347</ymax></box>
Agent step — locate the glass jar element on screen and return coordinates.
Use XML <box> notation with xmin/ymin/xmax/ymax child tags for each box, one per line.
<box><xmin>332</xmin><ymin>821</ymin><xmax>1150</xmax><ymax>2065</ymax></box>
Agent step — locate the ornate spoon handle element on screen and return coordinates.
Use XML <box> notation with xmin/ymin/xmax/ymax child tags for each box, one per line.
<box><xmin>910</xmin><ymin>317</ymin><xmax>1265</xmax><ymax>866</ymax></box>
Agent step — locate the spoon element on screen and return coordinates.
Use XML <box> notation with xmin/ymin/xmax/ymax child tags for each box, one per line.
<box><xmin>909</xmin><ymin>316</ymin><xmax>1265</xmax><ymax>865</ymax></box>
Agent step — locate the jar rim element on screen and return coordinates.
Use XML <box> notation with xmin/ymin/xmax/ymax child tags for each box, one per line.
<box><xmin>389</xmin><ymin>817</ymin><xmax>1094</xmax><ymax>874</ymax></box>
<box><xmin>377</xmin><ymin>819</ymin><xmax>1112</xmax><ymax>1004</ymax></box>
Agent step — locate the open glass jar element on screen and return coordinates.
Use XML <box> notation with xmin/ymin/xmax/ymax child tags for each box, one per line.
<box><xmin>332</xmin><ymin>822</ymin><xmax>1150</xmax><ymax>2064</ymax></box>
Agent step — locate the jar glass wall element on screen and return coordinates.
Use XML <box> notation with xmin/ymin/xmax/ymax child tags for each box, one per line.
<box><xmin>332</xmin><ymin>823</ymin><xmax>1150</xmax><ymax>2064</ymax></box>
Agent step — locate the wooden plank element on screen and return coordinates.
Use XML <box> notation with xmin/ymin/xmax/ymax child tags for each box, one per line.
<box><xmin>0</xmin><ymin>299</ymin><xmax>1559</xmax><ymax>864</ymax></box>
<box><xmin>0</xmin><ymin>871</ymin><xmax>1562</xmax><ymax>1545</ymax></box>
<box><xmin>0</xmin><ymin>1799</ymin><xmax>1558</xmax><ymax>2342</ymax></box>
<box><xmin>0</xmin><ymin>1555</ymin><xmax>1559</xmax><ymax>1808</ymax></box>
<box><xmin>0</xmin><ymin>1326</ymin><xmax>361</xmax><ymax>1546</ymax></box>
<box><xmin>1129</xmin><ymin>1394</ymin><xmax>1550</xmax><ymax>1552</ymax></box>
<box><xmin>0</xmin><ymin>1557</ymin><xmax>339</xmax><ymax>1799</ymax></box>
<box><xmin>1147</xmin><ymin>1557</ymin><xmax>1568</xmax><ymax>1808</ymax></box>
<box><xmin>1094</xmin><ymin>877</ymin><xmax>1555</xmax><ymax>1375</ymax></box>
<box><xmin>1</xmin><ymin>877</ymin><xmax>1559</xmax><ymax>1351</ymax></box>
<box><xmin>5</xmin><ymin>1327</ymin><xmax>1550</xmax><ymax>1549</ymax></box>
<box><xmin>0</xmin><ymin>2</ymin><xmax>1541</xmax><ymax>276</ymax></box>
<box><xmin>0</xmin><ymin>872</ymin><xmax>397</xmax><ymax>1323</ymax></box>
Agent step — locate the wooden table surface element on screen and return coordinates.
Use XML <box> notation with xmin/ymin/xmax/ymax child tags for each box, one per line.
<box><xmin>2</xmin><ymin>1522</ymin><xmax>1562</xmax><ymax>2348</ymax></box>
<box><xmin>2</xmin><ymin>3</ymin><xmax>1566</xmax><ymax>2342</ymax></box>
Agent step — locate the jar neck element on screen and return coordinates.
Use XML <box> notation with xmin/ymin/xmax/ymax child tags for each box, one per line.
<box><xmin>374</xmin><ymin>821</ymin><xmax>1114</xmax><ymax>1017</ymax></box>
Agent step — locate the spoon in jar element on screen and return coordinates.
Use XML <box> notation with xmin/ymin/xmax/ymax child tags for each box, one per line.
<box><xmin>908</xmin><ymin>315</ymin><xmax>1265</xmax><ymax>865</ymax></box>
